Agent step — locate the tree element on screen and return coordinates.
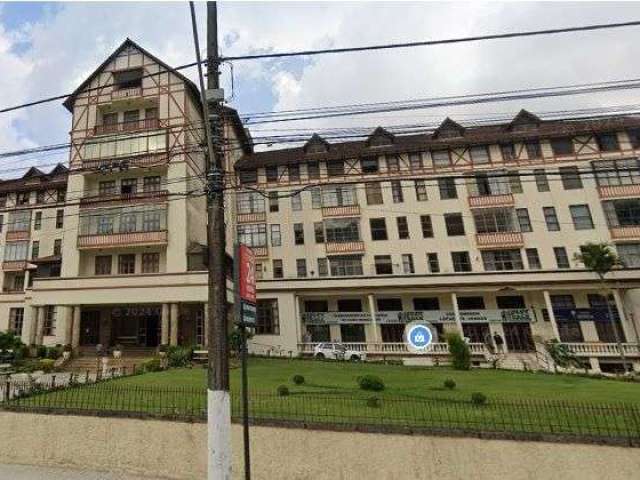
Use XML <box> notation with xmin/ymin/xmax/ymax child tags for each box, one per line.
<box><xmin>574</xmin><ymin>242</ymin><xmax>630</xmax><ymax>373</ymax></box>
<box><xmin>544</xmin><ymin>340</ymin><xmax>581</xmax><ymax>372</ymax></box>
<box><xmin>446</xmin><ymin>332</ymin><xmax>471</xmax><ymax>370</ymax></box>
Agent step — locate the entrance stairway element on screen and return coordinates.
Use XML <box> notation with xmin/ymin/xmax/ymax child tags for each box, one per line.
<box><xmin>64</xmin><ymin>347</ymin><xmax>156</xmax><ymax>374</ymax></box>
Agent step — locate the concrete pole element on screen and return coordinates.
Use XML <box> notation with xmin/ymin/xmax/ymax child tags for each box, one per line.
<box><xmin>543</xmin><ymin>290</ymin><xmax>561</xmax><ymax>340</ymax></box>
<box><xmin>367</xmin><ymin>294</ymin><xmax>379</xmax><ymax>344</ymax></box>
<box><xmin>71</xmin><ymin>306</ymin><xmax>82</xmax><ymax>349</ymax></box>
<box><xmin>28</xmin><ymin>306</ymin><xmax>39</xmax><ymax>346</ymax></box>
<box><xmin>161</xmin><ymin>304</ymin><xmax>170</xmax><ymax>345</ymax></box>
<box><xmin>63</xmin><ymin>306</ymin><xmax>73</xmax><ymax>345</ymax></box>
<box><xmin>170</xmin><ymin>303</ymin><xmax>179</xmax><ymax>346</ymax></box>
<box><xmin>36</xmin><ymin>306</ymin><xmax>46</xmax><ymax>345</ymax></box>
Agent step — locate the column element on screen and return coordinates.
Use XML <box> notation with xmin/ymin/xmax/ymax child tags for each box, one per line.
<box><xmin>36</xmin><ymin>306</ymin><xmax>46</xmax><ymax>346</ymax></box>
<box><xmin>28</xmin><ymin>306</ymin><xmax>39</xmax><ymax>346</ymax></box>
<box><xmin>293</xmin><ymin>294</ymin><xmax>301</xmax><ymax>344</ymax></box>
<box><xmin>71</xmin><ymin>306</ymin><xmax>81</xmax><ymax>349</ymax></box>
<box><xmin>170</xmin><ymin>303</ymin><xmax>179</xmax><ymax>346</ymax></box>
<box><xmin>451</xmin><ymin>293</ymin><xmax>464</xmax><ymax>336</ymax></box>
<box><xmin>161</xmin><ymin>304</ymin><xmax>170</xmax><ymax>346</ymax></box>
<box><xmin>367</xmin><ymin>294</ymin><xmax>380</xmax><ymax>343</ymax></box>
<box><xmin>612</xmin><ymin>289</ymin><xmax>635</xmax><ymax>343</ymax></box>
<box><xmin>543</xmin><ymin>290</ymin><xmax>561</xmax><ymax>340</ymax></box>
<box><xmin>62</xmin><ymin>306</ymin><xmax>73</xmax><ymax>345</ymax></box>
<box><xmin>203</xmin><ymin>303</ymin><xmax>209</xmax><ymax>348</ymax></box>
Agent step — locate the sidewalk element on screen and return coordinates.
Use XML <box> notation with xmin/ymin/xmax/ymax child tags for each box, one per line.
<box><xmin>0</xmin><ymin>464</ymin><xmax>168</xmax><ymax>480</ymax></box>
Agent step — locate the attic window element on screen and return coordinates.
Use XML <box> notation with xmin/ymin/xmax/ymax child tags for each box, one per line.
<box><xmin>113</xmin><ymin>69</ymin><xmax>143</xmax><ymax>90</ymax></box>
<box><xmin>437</xmin><ymin>128</ymin><xmax>460</xmax><ymax>139</ymax></box>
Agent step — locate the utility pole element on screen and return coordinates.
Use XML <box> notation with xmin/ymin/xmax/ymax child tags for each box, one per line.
<box><xmin>189</xmin><ymin>2</ymin><xmax>232</xmax><ymax>479</ymax></box>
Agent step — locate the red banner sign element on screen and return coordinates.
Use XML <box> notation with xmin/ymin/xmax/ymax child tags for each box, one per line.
<box><xmin>238</xmin><ymin>244</ymin><xmax>256</xmax><ymax>304</ymax></box>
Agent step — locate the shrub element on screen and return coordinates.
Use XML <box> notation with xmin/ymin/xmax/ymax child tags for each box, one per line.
<box><xmin>446</xmin><ymin>333</ymin><xmax>471</xmax><ymax>371</ymax></box>
<box><xmin>292</xmin><ymin>374</ymin><xmax>305</xmax><ymax>385</ymax></box>
<box><xmin>38</xmin><ymin>359</ymin><xmax>55</xmax><ymax>373</ymax></box>
<box><xmin>142</xmin><ymin>358</ymin><xmax>163</xmax><ymax>372</ymax></box>
<box><xmin>63</xmin><ymin>344</ymin><xmax>73</xmax><ymax>353</ymax></box>
<box><xmin>358</xmin><ymin>375</ymin><xmax>385</xmax><ymax>392</ymax></box>
<box><xmin>366</xmin><ymin>396</ymin><xmax>382</xmax><ymax>408</ymax></box>
<box><xmin>166</xmin><ymin>346</ymin><xmax>193</xmax><ymax>368</ymax></box>
<box><xmin>471</xmin><ymin>392</ymin><xmax>487</xmax><ymax>406</ymax></box>
<box><xmin>443</xmin><ymin>378</ymin><xmax>456</xmax><ymax>390</ymax></box>
<box><xmin>276</xmin><ymin>385</ymin><xmax>289</xmax><ymax>397</ymax></box>
<box><xmin>229</xmin><ymin>327</ymin><xmax>255</xmax><ymax>356</ymax></box>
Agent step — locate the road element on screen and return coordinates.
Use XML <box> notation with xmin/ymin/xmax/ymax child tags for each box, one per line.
<box><xmin>0</xmin><ymin>464</ymin><xmax>169</xmax><ymax>480</ymax></box>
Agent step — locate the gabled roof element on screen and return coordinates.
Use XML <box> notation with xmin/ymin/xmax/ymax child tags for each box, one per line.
<box><xmin>0</xmin><ymin>163</ymin><xmax>69</xmax><ymax>194</ymax></box>
<box><xmin>63</xmin><ymin>38</ymin><xmax>201</xmax><ymax>112</ymax></box>
<box><xmin>366</xmin><ymin>127</ymin><xmax>395</xmax><ymax>147</ymax></box>
<box><xmin>433</xmin><ymin>117</ymin><xmax>465</xmax><ymax>138</ymax></box>
<box><xmin>508</xmin><ymin>109</ymin><xmax>542</xmax><ymax>130</ymax></box>
<box><xmin>22</xmin><ymin>167</ymin><xmax>45</xmax><ymax>179</ymax></box>
<box><xmin>303</xmin><ymin>134</ymin><xmax>330</xmax><ymax>154</ymax></box>
<box><xmin>49</xmin><ymin>164</ymin><xmax>69</xmax><ymax>176</ymax></box>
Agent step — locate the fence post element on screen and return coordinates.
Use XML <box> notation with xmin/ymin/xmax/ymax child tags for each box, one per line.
<box><xmin>5</xmin><ymin>378</ymin><xmax>10</xmax><ymax>402</ymax></box>
<box><xmin>51</xmin><ymin>375</ymin><xmax>56</xmax><ymax>389</ymax></box>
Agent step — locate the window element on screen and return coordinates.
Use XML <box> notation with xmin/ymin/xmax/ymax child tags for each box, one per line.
<box><xmin>145</xmin><ymin>107</ymin><xmax>158</xmax><ymax>120</ymax></box>
<box><xmin>396</xmin><ymin>216</ymin><xmax>409</xmax><ymax>239</ymax></box>
<box><xmin>553</xmin><ymin>247</ymin><xmax>570</xmax><ymax>269</ymax></box>
<box><xmin>8</xmin><ymin>210</ymin><xmax>31</xmax><ymax>232</ymax></box>
<box><xmin>307</xmin><ymin>162</ymin><xmax>320</xmax><ymax>180</ymax></box>
<box><xmin>543</xmin><ymin>207</ymin><xmax>560</xmax><ymax>231</ymax></box>
<box><xmin>8</xmin><ymin>308</ymin><xmax>24</xmax><ymax>336</ymax></box>
<box><xmin>0</xmin><ymin>215</ymin><xmax>3</xmax><ymax>233</ymax></box>
<box><xmin>329</xmin><ymin>255</ymin><xmax>363</xmax><ymax>276</ymax></box>
<box><xmin>123</xmin><ymin>109</ymin><xmax>139</xmax><ymax>125</ymax></box>
<box><xmin>270</xmin><ymin>224</ymin><xmax>281</xmax><ymax>246</ymax></box>
<box><xmin>236</xmin><ymin>191</ymin><xmax>265</xmax><ymax>214</ymax></box>
<box><xmin>374</xmin><ymin>255</ymin><xmax>393</xmax><ymax>275</ymax></box>
<box><xmin>143</xmin><ymin>176</ymin><xmax>161</xmax><ymax>192</ymax></box>
<box><xmin>386</xmin><ymin>155</ymin><xmax>400</xmax><ymax>173</ymax></box>
<box><xmin>118</xmin><ymin>254</ymin><xmax>136</xmax><ymax>274</ymax></box>
<box><xmin>470</xmin><ymin>145</ymin><xmax>490</xmax><ymax>164</ymax></box>
<box><xmin>431</xmin><ymin>149</ymin><xmax>451</xmax><ymax>167</ymax></box>
<box><xmin>525</xmin><ymin>140</ymin><xmax>542</xmax><ymax>159</ymax></box>
<box><xmin>438</xmin><ymin>177</ymin><xmax>457</xmax><ymax>199</ymax></box>
<box><xmin>402</xmin><ymin>254</ymin><xmax>415</xmax><ymax>274</ymax></box>
<box><xmin>420</xmin><ymin>215</ymin><xmax>433</xmax><ymax>238</ymax></box>
<box><xmin>95</xmin><ymin>256</ymin><xmax>112</xmax><ymax>275</ymax></box>
<box><xmin>120</xmin><ymin>213</ymin><xmax>137</xmax><ymax>233</ymax></box>
<box><xmin>592</xmin><ymin>159</ymin><xmax>640</xmax><ymax>186</ymax></box>
<box><xmin>313</xmin><ymin>222</ymin><xmax>324</xmax><ymax>244</ymax></box>
<box><xmin>451</xmin><ymin>251</ymin><xmax>472</xmax><ymax>272</ymax></box>
<box><xmin>239</xmin><ymin>170</ymin><xmax>257</xmax><ymax>185</ymax></box>
<box><xmin>570</xmin><ymin>204</ymin><xmax>594</xmax><ymax>230</ymax></box>
<box><xmin>550</xmin><ymin>137</ymin><xmax>574</xmax><ymax>155</ymax></box>
<box><xmin>445</xmin><ymin>213</ymin><xmax>465</xmax><ymax>236</ymax></box>
<box><xmin>142</xmin><ymin>253</ymin><xmax>160</xmax><ymax>273</ymax></box>
<box><xmin>288</xmin><ymin>165</ymin><xmax>300</xmax><ymax>182</ymax></box>
<box><xmin>99</xmin><ymin>180</ymin><xmax>116</xmax><ymax>196</ymax></box>
<box><xmin>0</xmin><ymin>195</ymin><xmax>6</xmax><ymax>207</ymax></box>
<box><xmin>256</xmin><ymin>299</ymin><xmax>280</xmax><ymax>335</ymax></box>
<box><xmin>471</xmin><ymin>172</ymin><xmax>510</xmax><ymax>196</ymax></box>
<box><xmin>36</xmin><ymin>191</ymin><xmax>45</xmax><ymax>204</ymax></box>
<box><xmin>268</xmin><ymin>192</ymin><xmax>279</xmax><ymax>212</ymax></box>
<box><xmin>596</xmin><ymin>132</ymin><xmax>619</xmax><ymax>152</ymax></box>
<box><xmin>534</xmin><ymin>169</ymin><xmax>550</xmax><ymax>192</ymax></box>
<box><xmin>237</xmin><ymin>224</ymin><xmax>267</xmax><ymax>247</ymax></box>
<box><xmin>296</xmin><ymin>259</ymin><xmax>307</xmax><ymax>278</ymax></box>
<box><xmin>34</xmin><ymin>212</ymin><xmax>42</xmax><ymax>230</ymax></box>
<box><xmin>409</xmin><ymin>153</ymin><xmax>423</xmax><ymax>170</ymax></box>
<box><xmin>291</xmin><ymin>193</ymin><xmax>302</xmax><ymax>211</ymax></box>
<box><xmin>272</xmin><ymin>259</ymin><xmax>283</xmax><ymax>278</ymax></box>
<box><xmin>509</xmin><ymin>173</ymin><xmax>523</xmax><ymax>194</ymax></box>
<box><xmin>31</xmin><ymin>241</ymin><xmax>39</xmax><ymax>260</ymax></box>
<box><xmin>603</xmin><ymin>199</ymin><xmax>640</xmax><ymax>226</ymax></box>
<box><xmin>317</xmin><ymin>258</ymin><xmax>328</xmax><ymax>277</ymax></box>
<box><xmin>501</xmin><ymin>143</ymin><xmax>516</xmax><ymax>161</ymax></box>
<box><xmin>391</xmin><ymin>180</ymin><xmax>404</xmax><ymax>203</ymax></box>
<box><xmin>427</xmin><ymin>253</ymin><xmax>440</xmax><ymax>273</ymax></box>
<box><xmin>57</xmin><ymin>189</ymin><xmax>66</xmax><ymax>203</ymax></box>
<box><xmin>481</xmin><ymin>249</ymin><xmax>524</xmax><ymax>271</ymax></box>
<box><xmin>617</xmin><ymin>243</ymin><xmax>640</xmax><ymax>267</ymax></box>
<box><xmin>142</xmin><ymin>210</ymin><xmax>162</xmax><ymax>231</ymax></box>
<box><xmin>55</xmin><ymin>209</ymin><xmax>64</xmax><ymax>228</ymax></box>
<box><xmin>321</xmin><ymin>185</ymin><xmax>357</xmax><ymax>207</ymax></box>
<box><xmin>17</xmin><ymin>192</ymin><xmax>30</xmax><ymax>205</ymax></box>
<box><xmin>414</xmin><ymin>180</ymin><xmax>428</xmax><ymax>201</ymax></box>
<box><xmin>265</xmin><ymin>166</ymin><xmax>278</xmax><ymax>183</ymax></box>
<box><xmin>559</xmin><ymin>166</ymin><xmax>583</xmax><ymax>190</ymax></box>
<box><xmin>370</xmin><ymin>218</ymin><xmax>388</xmax><ymax>241</ymax></box>
<box><xmin>365</xmin><ymin>182</ymin><xmax>383</xmax><ymax>205</ymax></box>
<box><xmin>457</xmin><ymin>296</ymin><xmax>485</xmax><ymax>310</ymax></box>
<box><xmin>294</xmin><ymin>223</ymin><xmax>304</xmax><ymax>245</ymax></box>
<box><xmin>43</xmin><ymin>306</ymin><xmax>56</xmax><ymax>336</ymax></box>
<box><xmin>97</xmin><ymin>215</ymin><xmax>114</xmax><ymax>234</ymax></box>
<box><xmin>310</xmin><ymin>188</ymin><xmax>321</xmax><ymax>209</ymax></box>
<box><xmin>414</xmin><ymin>297</ymin><xmax>440</xmax><ymax>311</ymax></box>
<box><xmin>121</xmin><ymin>178</ymin><xmax>138</xmax><ymax>195</ymax></box>
<box><xmin>628</xmin><ymin>129</ymin><xmax>640</xmax><ymax>149</ymax></box>
<box><xmin>325</xmin><ymin>218</ymin><xmax>360</xmax><ymax>243</ymax></box>
<box><xmin>526</xmin><ymin>248</ymin><xmax>541</xmax><ymax>269</ymax></box>
<box><xmin>4</xmin><ymin>242</ymin><xmax>28</xmax><ymax>261</ymax></box>
<box><xmin>473</xmin><ymin>208</ymin><xmax>517</xmax><ymax>233</ymax></box>
<box><xmin>326</xmin><ymin>160</ymin><xmax>345</xmax><ymax>177</ymax></box>
<box><xmin>361</xmin><ymin>156</ymin><xmax>379</xmax><ymax>173</ymax></box>
<box><xmin>516</xmin><ymin>208</ymin><xmax>532</xmax><ymax>232</ymax></box>
<box><xmin>114</xmin><ymin>68</ymin><xmax>142</xmax><ymax>89</ymax></box>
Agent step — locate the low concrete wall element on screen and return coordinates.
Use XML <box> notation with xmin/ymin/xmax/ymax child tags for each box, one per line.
<box><xmin>1</xmin><ymin>412</ymin><xmax>639</xmax><ymax>480</ymax></box>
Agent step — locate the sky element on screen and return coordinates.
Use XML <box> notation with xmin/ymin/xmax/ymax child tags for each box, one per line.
<box><xmin>2</xmin><ymin>1</ymin><xmax>640</xmax><ymax>174</ymax></box>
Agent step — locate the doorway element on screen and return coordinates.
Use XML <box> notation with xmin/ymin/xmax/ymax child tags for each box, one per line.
<box><xmin>80</xmin><ymin>311</ymin><xmax>101</xmax><ymax>346</ymax></box>
<box><xmin>503</xmin><ymin>323</ymin><xmax>534</xmax><ymax>352</ymax></box>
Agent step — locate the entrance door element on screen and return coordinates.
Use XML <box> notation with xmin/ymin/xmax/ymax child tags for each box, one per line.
<box><xmin>462</xmin><ymin>323</ymin><xmax>489</xmax><ymax>343</ymax></box>
<box><xmin>503</xmin><ymin>323</ymin><xmax>534</xmax><ymax>352</ymax></box>
<box><xmin>80</xmin><ymin>311</ymin><xmax>100</xmax><ymax>346</ymax></box>
<box><xmin>145</xmin><ymin>315</ymin><xmax>160</xmax><ymax>347</ymax></box>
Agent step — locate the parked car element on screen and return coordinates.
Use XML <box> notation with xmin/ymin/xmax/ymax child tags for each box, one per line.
<box><xmin>313</xmin><ymin>343</ymin><xmax>366</xmax><ymax>361</ymax></box>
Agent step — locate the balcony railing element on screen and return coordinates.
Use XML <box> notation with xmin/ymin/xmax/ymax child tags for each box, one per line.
<box><xmin>82</xmin><ymin>152</ymin><xmax>168</xmax><ymax>170</ymax></box>
<box><xmin>302</xmin><ymin>309</ymin><xmax>533</xmax><ymax>325</ymax></box>
<box><xmin>475</xmin><ymin>231</ymin><xmax>524</xmax><ymax>249</ymax></box>
<box><xmin>561</xmin><ymin>342</ymin><xmax>640</xmax><ymax>357</ymax></box>
<box><xmin>1</xmin><ymin>261</ymin><xmax>28</xmax><ymax>272</ymax></box>
<box><xmin>93</xmin><ymin>118</ymin><xmax>159</xmax><ymax>136</ymax></box>
<box><xmin>252</xmin><ymin>246</ymin><xmax>269</xmax><ymax>258</ymax></box>
<box><xmin>597</xmin><ymin>184</ymin><xmax>640</xmax><ymax>199</ymax></box>
<box><xmin>468</xmin><ymin>193</ymin><xmax>515</xmax><ymax>209</ymax></box>
<box><xmin>79</xmin><ymin>190</ymin><xmax>168</xmax><ymax>209</ymax></box>
<box><xmin>297</xmin><ymin>342</ymin><xmax>488</xmax><ymax>356</ymax></box>
<box><xmin>322</xmin><ymin>205</ymin><xmax>361</xmax><ymax>217</ymax></box>
<box><xmin>111</xmin><ymin>86</ymin><xmax>142</xmax><ymax>100</ymax></box>
<box><xmin>77</xmin><ymin>230</ymin><xmax>168</xmax><ymax>249</ymax></box>
<box><xmin>237</xmin><ymin>212</ymin><xmax>266</xmax><ymax>224</ymax></box>
<box><xmin>610</xmin><ymin>225</ymin><xmax>640</xmax><ymax>241</ymax></box>
<box><xmin>5</xmin><ymin>230</ymin><xmax>30</xmax><ymax>242</ymax></box>
<box><xmin>325</xmin><ymin>241</ymin><xmax>365</xmax><ymax>254</ymax></box>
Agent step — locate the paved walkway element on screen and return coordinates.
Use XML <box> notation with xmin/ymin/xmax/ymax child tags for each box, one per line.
<box><xmin>0</xmin><ymin>464</ymin><xmax>168</xmax><ymax>480</ymax></box>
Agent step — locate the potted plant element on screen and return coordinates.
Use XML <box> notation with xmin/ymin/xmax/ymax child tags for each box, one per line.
<box><xmin>62</xmin><ymin>344</ymin><xmax>73</xmax><ymax>361</ymax></box>
<box><xmin>113</xmin><ymin>344</ymin><xmax>123</xmax><ymax>359</ymax></box>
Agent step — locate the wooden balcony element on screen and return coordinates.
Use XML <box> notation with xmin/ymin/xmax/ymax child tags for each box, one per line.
<box><xmin>6</xmin><ymin>230</ymin><xmax>30</xmax><ymax>242</ymax></box>
<box><xmin>80</xmin><ymin>190</ymin><xmax>169</xmax><ymax>209</ymax></box>
<box><xmin>237</xmin><ymin>212</ymin><xmax>266</xmax><ymax>224</ymax></box>
<box><xmin>598</xmin><ymin>184</ymin><xmax>640</xmax><ymax>199</ymax></box>
<box><xmin>2</xmin><ymin>261</ymin><xmax>28</xmax><ymax>272</ymax></box>
<box><xmin>111</xmin><ymin>86</ymin><xmax>142</xmax><ymax>101</ymax></box>
<box><xmin>252</xmin><ymin>246</ymin><xmax>269</xmax><ymax>258</ymax></box>
<box><xmin>325</xmin><ymin>241</ymin><xmax>365</xmax><ymax>254</ymax></box>
<box><xmin>468</xmin><ymin>193</ymin><xmax>514</xmax><ymax>209</ymax></box>
<box><xmin>77</xmin><ymin>230</ymin><xmax>168</xmax><ymax>250</ymax></box>
<box><xmin>475</xmin><ymin>231</ymin><xmax>524</xmax><ymax>249</ymax></box>
<box><xmin>93</xmin><ymin>118</ymin><xmax>159</xmax><ymax>136</ymax></box>
<box><xmin>82</xmin><ymin>152</ymin><xmax>168</xmax><ymax>170</ymax></box>
<box><xmin>610</xmin><ymin>226</ymin><xmax>640</xmax><ymax>241</ymax></box>
<box><xmin>322</xmin><ymin>205</ymin><xmax>361</xmax><ymax>217</ymax></box>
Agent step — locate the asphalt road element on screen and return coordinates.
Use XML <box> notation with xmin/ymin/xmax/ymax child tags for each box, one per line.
<box><xmin>0</xmin><ymin>464</ymin><xmax>169</xmax><ymax>480</ymax></box>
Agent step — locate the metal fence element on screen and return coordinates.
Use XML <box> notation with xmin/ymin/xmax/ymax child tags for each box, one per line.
<box><xmin>1</xmin><ymin>378</ymin><xmax>639</xmax><ymax>444</ymax></box>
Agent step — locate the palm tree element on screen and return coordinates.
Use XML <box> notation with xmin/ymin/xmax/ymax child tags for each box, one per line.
<box><xmin>574</xmin><ymin>242</ymin><xmax>629</xmax><ymax>373</ymax></box>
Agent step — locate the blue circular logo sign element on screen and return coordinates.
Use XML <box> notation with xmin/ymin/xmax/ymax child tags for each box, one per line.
<box><xmin>404</xmin><ymin>322</ymin><xmax>434</xmax><ymax>354</ymax></box>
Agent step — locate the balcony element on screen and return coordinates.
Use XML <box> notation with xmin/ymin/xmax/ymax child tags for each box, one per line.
<box><xmin>111</xmin><ymin>86</ymin><xmax>142</xmax><ymax>101</ymax></box>
<box><xmin>93</xmin><ymin>118</ymin><xmax>159</xmax><ymax>136</ymax></box>
<box><xmin>83</xmin><ymin>152</ymin><xmax>168</xmax><ymax>170</ymax></box>
<box><xmin>252</xmin><ymin>246</ymin><xmax>268</xmax><ymax>258</ymax></box>
<box><xmin>598</xmin><ymin>184</ymin><xmax>640</xmax><ymax>200</ymax></box>
<box><xmin>78</xmin><ymin>230</ymin><xmax>168</xmax><ymax>250</ymax></box>
<box><xmin>561</xmin><ymin>342</ymin><xmax>640</xmax><ymax>357</ymax></box>
<box><xmin>237</xmin><ymin>212</ymin><xmax>266</xmax><ymax>224</ymax></box>
<box><xmin>297</xmin><ymin>342</ymin><xmax>488</xmax><ymax>356</ymax></box>
<box><xmin>1</xmin><ymin>261</ymin><xmax>29</xmax><ymax>272</ymax></box>
<box><xmin>468</xmin><ymin>193</ymin><xmax>514</xmax><ymax>209</ymax></box>
<box><xmin>6</xmin><ymin>230</ymin><xmax>30</xmax><ymax>242</ymax></box>
<box><xmin>609</xmin><ymin>225</ymin><xmax>640</xmax><ymax>241</ymax></box>
<box><xmin>302</xmin><ymin>309</ymin><xmax>533</xmax><ymax>325</ymax></box>
<box><xmin>322</xmin><ymin>205</ymin><xmax>361</xmax><ymax>217</ymax></box>
<box><xmin>475</xmin><ymin>231</ymin><xmax>524</xmax><ymax>249</ymax></box>
<box><xmin>325</xmin><ymin>241</ymin><xmax>365</xmax><ymax>254</ymax></box>
<box><xmin>80</xmin><ymin>190</ymin><xmax>169</xmax><ymax>209</ymax></box>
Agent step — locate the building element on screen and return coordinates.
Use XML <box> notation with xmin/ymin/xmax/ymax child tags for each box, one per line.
<box><xmin>234</xmin><ymin>111</ymin><xmax>640</xmax><ymax>373</ymax></box>
<box><xmin>0</xmin><ymin>41</ymin><xmax>639</xmax><ymax>373</ymax></box>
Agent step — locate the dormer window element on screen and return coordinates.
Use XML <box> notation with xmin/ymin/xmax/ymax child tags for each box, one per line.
<box><xmin>265</xmin><ymin>166</ymin><xmax>279</xmax><ymax>183</ymax></box>
<box><xmin>303</xmin><ymin>134</ymin><xmax>329</xmax><ymax>154</ymax></box>
<box><xmin>367</xmin><ymin>127</ymin><xmax>395</xmax><ymax>147</ymax></box>
<box><xmin>16</xmin><ymin>192</ymin><xmax>30</xmax><ymax>206</ymax></box>
<box><xmin>361</xmin><ymin>156</ymin><xmax>379</xmax><ymax>174</ymax></box>
<box><xmin>508</xmin><ymin>109</ymin><xmax>541</xmax><ymax>132</ymax></box>
<box><xmin>239</xmin><ymin>170</ymin><xmax>257</xmax><ymax>185</ymax></box>
<box><xmin>596</xmin><ymin>132</ymin><xmax>620</xmax><ymax>152</ymax></box>
<box><xmin>550</xmin><ymin>137</ymin><xmax>574</xmax><ymax>156</ymax></box>
<box><xmin>113</xmin><ymin>68</ymin><xmax>143</xmax><ymax>90</ymax></box>
<box><xmin>434</xmin><ymin>118</ymin><xmax>465</xmax><ymax>139</ymax></box>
